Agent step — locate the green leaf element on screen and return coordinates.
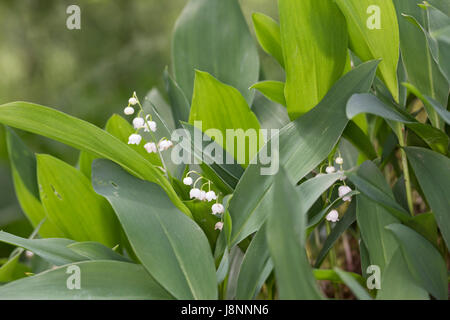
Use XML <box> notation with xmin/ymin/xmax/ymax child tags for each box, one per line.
<box><xmin>236</xmin><ymin>223</ymin><xmax>273</xmax><ymax>300</ymax></box>
<box><xmin>402</xmin><ymin>83</ymin><xmax>450</xmax><ymax>125</ymax></box>
<box><xmin>143</xmin><ymin>88</ymin><xmax>176</xmax><ymax>132</ymax></box>
<box><xmin>404</xmin><ymin>147</ymin><xmax>450</xmax><ymax>248</ymax></box>
<box><xmin>179</xmin><ymin>122</ymin><xmax>244</xmax><ymax>193</ymax></box>
<box><xmin>250</xmin><ymin>81</ymin><xmax>286</xmax><ymax>107</ymax></box>
<box><xmin>347</xmin><ymin>93</ymin><xmax>449</xmax><ymax>154</ymax></box>
<box><xmin>92</xmin><ymin>159</ymin><xmax>217</xmax><ymax>300</ymax></box>
<box><xmin>336</xmin><ymin>0</ymin><xmax>400</xmax><ymax>102</ymax></box>
<box><xmin>0</xmin><ymin>250</ymin><xmax>30</xmax><ymax>283</ymax></box>
<box><xmin>349</xmin><ymin>161</ymin><xmax>410</xmax><ymax>222</ymax></box>
<box><xmin>333</xmin><ymin>267</ymin><xmax>372</xmax><ymax>300</ymax></box>
<box><xmin>377</xmin><ymin>248</ymin><xmax>429</xmax><ymax>300</ymax></box>
<box><xmin>280</xmin><ymin>0</ymin><xmax>348</xmax><ymax>118</ymax></box>
<box><xmin>183</xmin><ymin>200</ymin><xmax>220</xmax><ymax>249</ymax></box>
<box><xmin>386</xmin><ymin>223</ymin><xmax>447</xmax><ymax>300</ymax></box>
<box><xmin>189</xmin><ymin>71</ymin><xmax>262</xmax><ymax>166</ymax></box>
<box><xmin>227</xmin><ymin>61</ymin><xmax>380</xmax><ymax>246</ymax></box>
<box><xmin>164</xmin><ymin>68</ymin><xmax>190</xmax><ymax>127</ymax></box>
<box><xmin>37</xmin><ymin>154</ymin><xmax>119</xmax><ymax>246</ymax></box>
<box><xmin>66</xmin><ymin>242</ymin><xmax>130</xmax><ymax>262</ymax></box>
<box><xmin>0</xmin><ymin>231</ymin><xmax>85</xmax><ymax>266</ymax></box>
<box><xmin>354</xmin><ymin>162</ymin><xmax>401</xmax><ymax>272</ymax></box>
<box><xmin>251</xmin><ymin>92</ymin><xmax>290</xmax><ymax>130</ymax></box>
<box><xmin>252</xmin><ymin>12</ymin><xmax>284</xmax><ymax>68</ymax></box>
<box><xmin>5</xmin><ymin>128</ymin><xmax>63</xmax><ymax>237</ymax></box>
<box><xmin>266</xmin><ymin>169</ymin><xmax>323</xmax><ymax>299</ymax></box>
<box><xmin>172</xmin><ymin>0</ymin><xmax>259</xmax><ymax>105</ymax></box>
<box><xmin>394</xmin><ymin>0</ymin><xmax>449</xmax><ymax>128</ymax></box>
<box><xmin>342</xmin><ymin>121</ymin><xmax>378</xmax><ymax>160</ymax></box>
<box><xmin>0</xmin><ymin>101</ymin><xmax>191</xmax><ymax>218</ymax></box>
<box><xmin>0</xmin><ymin>261</ymin><xmax>174</xmax><ymax>300</ymax></box>
<box><xmin>314</xmin><ymin>201</ymin><xmax>357</xmax><ymax>268</ymax></box>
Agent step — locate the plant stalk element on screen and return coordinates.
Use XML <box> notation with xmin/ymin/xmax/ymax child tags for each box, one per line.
<box><xmin>395</xmin><ymin>124</ymin><xmax>414</xmax><ymax>215</ymax></box>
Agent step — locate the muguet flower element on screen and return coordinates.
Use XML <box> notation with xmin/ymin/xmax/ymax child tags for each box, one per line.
<box><xmin>124</xmin><ymin>106</ymin><xmax>134</xmax><ymax>115</ymax></box>
<box><xmin>205</xmin><ymin>191</ymin><xmax>217</xmax><ymax>202</ymax></box>
<box><xmin>212</xmin><ymin>203</ymin><xmax>224</xmax><ymax>215</ymax></box>
<box><xmin>338</xmin><ymin>185</ymin><xmax>352</xmax><ymax>202</ymax></box>
<box><xmin>144</xmin><ymin>142</ymin><xmax>157</xmax><ymax>153</ymax></box>
<box><xmin>335</xmin><ymin>157</ymin><xmax>344</xmax><ymax>165</ymax></box>
<box><xmin>158</xmin><ymin>139</ymin><xmax>173</xmax><ymax>151</ymax></box>
<box><xmin>190</xmin><ymin>188</ymin><xmax>201</xmax><ymax>199</ymax></box>
<box><xmin>199</xmin><ymin>190</ymin><xmax>207</xmax><ymax>201</ymax></box>
<box><xmin>183</xmin><ymin>177</ymin><xmax>193</xmax><ymax>185</ymax></box>
<box><xmin>128</xmin><ymin>133</ymin><xmax>142</xmax><ymax>145</ymax></box>
<box><xmin>144</xmin><ymin>121</ymin><xmax>157</xmax><ymax>132</ymax></box>
<box><xmin>133</xmin><ymin>117</ymin><xmax>145</xmax><ymax>129</ymax></box>
<box><xmin>214</xmin><ymin>222</ymin><xmax>224</xmax><ymax>231</ymax></box>
<box><xmin>325</xmin><ymin>166</ymin><xmax>336</xmax><ymax>174</ymax></box>
<box><xmin>129</xmin><ymin>97</ymin><xmax>138</xmax><ymax>105</ymax></box>
<box><xmin>326</xmin><ymin>209</ymin><xmax>339</xmax><ymax>222</ymax></box>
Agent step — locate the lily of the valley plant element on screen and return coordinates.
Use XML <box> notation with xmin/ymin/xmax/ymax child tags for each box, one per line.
<box><xmin>0</xmin><ymin>0</ymin><xmax>449</xmax><ymax>300</ymax></box>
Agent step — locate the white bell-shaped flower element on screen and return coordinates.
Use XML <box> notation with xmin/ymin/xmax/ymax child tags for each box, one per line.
<box><xmin>144</xmin><ymin>142</ymin><xmax>157</xmax><ymax>153</ymax></box>
<box><xmin>133</xmin><ymin>117</ymin><xmax>145</xmax><ymax>129</ymax></box>
<box><xmin>325</xmin><ymin>166</ymin><xmax>336</xmax><ymax>174</ymax></box>
<box><xmin>190</xmin><ymin>188</ymin><xmax>201</xmax><ymax>199</ymax></box>
<box><xmin>158</xmin><ymin>139</ymin><xmax>173</xmax><ymax>151</ymax></box>
<box><xmin>124</xmin><ymin>106</ymin><xmax>134</xmax><ymax>115</ymax></box>
<box><xmin>128</xmin><ymin>134</ymin><xmax>142</xmax><ymax>145</ymax></box>
<box><xmin>212</xmin><ymin>203</ymin><xmax>224</xmax><ymax>215</ymax></box>
<box><xmin>326</xmin><ymin>209</ymin><xmax>339</xmax><ymax>222</ymax></box>
<box><xmin>205</xmin><ymin>191</ymin><xmax>217</xmax><ymax>202</ymax></box>
<box><xmin>199</xmin><ymin>191</ymin><xmax>207</xmax><ymax>201</ymax></box>
<box><xmin>183</xmin><ymin>177</ymin><xmax>193</xmax><ymax>185</ymax></box>
<box><xmin>214</xmin><ymin>222</ymin><xmax>224</xmax><ymax>231</ymax></box>
<box><xmin>335</xmin><ymin>157</ymin><xmax>344</xmax><ymax>165</ymax></box>
<box><xmin>338</xmin><ymin>185</ymin><xmax>352</xmax><ymax>202</ymax></box>
<box><xmin>144</xmin><ymin>121</ymin><xmax>157</xmax><ymax>132</ymax></box>
<box><xmin>129</xmin><ymin>97</ymin><xmax>138</xmax><ymax>105</ymax></box>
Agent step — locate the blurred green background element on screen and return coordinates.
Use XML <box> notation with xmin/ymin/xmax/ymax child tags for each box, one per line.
<box><xmin>0</xmin><ymin>0</ymin><xmax>280</xmax><ymax>255</ymax></box>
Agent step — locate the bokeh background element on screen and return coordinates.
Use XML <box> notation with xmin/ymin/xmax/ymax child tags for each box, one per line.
<box><xmin>0</xmin><ymin>0</ymin><xmax>281</xmax><ymax>255</ymax></box>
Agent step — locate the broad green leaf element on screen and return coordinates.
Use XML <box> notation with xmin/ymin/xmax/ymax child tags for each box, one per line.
<box><xmin>67</xmin><ymin>242</ymin><xmax>130</xmax><ymax>262</ymax></box>
<box><xmin>183</xmin><ymin>200</ymin><xmax>220</xmax><ymax>249</ymax></box>
<box><xmin>37</xmin><ymin>154</ymin><xmax>119</xmax><ymax>246</ymax></box>
<box><xmin>342</xmin><ymin>121</ymin><xmax>378</xmax><ymax>160</ymax></box>
<box><xmin>250</xmin><ymin>81</ymin><xmax>286</xmax><ymax>107</ymax></box>
<box><xmin>179</xmin><ymin>122</ymin><xmax>244</xmax><ymax>194</ymax></box>
<box><xmin>92</xmin><ymin>159</ymin><xmax>217</xmax><ymax>300</ymax></box>
<box><xmin>314</xmin><ymin>201</ymin><xmax>357</xmax><ymax>268</ymax></box>
<box><xmin>266</xmin><ymin>168</ymin><xmax>323</xmax><ymax>300</ymax></box>
<box><xmin>354</xmin><ymin>162</ymin><xmax>401</xmax><ymax>271</ymax></box>
<box><xmin>377</xmin><ymin>248</ymin><xmax>429</xmax><ymax>300</ymax></box>
<box><xmin>5</xmin><ymin>128</ymin><xmax>63</xmax><ymax>237</ymax></box>
<box><xmin>252</xmin><ymin>12</ymin><xmax>284</xmax><ymax>68</ymax></box>
<box><xmin>0</xmin><ymin>250</ymin><xmax>30</xmax><ymax>283</ymax></box>
<box><xmin>394</xmin><ymin>0</ymin><xmax>449</xmax><ymax>128</ymax></box>
<box><xmin>404</xmin><ymin>212</ymin><xmax>438</xmax><ymax>246</ymax></box>
<box><xmin>403</xmin><ymin>83</ymin><xmax>450</xmax><ymax>125</ymax></box>
<box><xmin>189</xmin><ymin>71</ymin><xmax>262</xmax><ymax>166</ymax></box>
<box><xmin>333</xmin><ymin>268</ymin><xmax>372</xmax><ymax>300</ymax></box>
<box><xmin>336</xmin><ymin>0</ymin><xmax>400</xmax><ymax>102</ymax></box>
<box><xmin>228</xmin><ymin>61</ymin><xmax>379</xmax><ymax>246</ymax></box>
<box><xmin>386</xmin><ymin>223</ymin><xmax>447</xmax><ymax>300</ymax></box>
<box><xmin>404</xmin><ymin>147</ymin><xmax>450</xmax><ymax>248</ymax></box>
<box><xmin>236</xmin><ymin>223</ymin><xmax>273</xmax><ymax>300</ymax></box>
<box><xmin>143</xmin><ymin>88</ymin><xmax>176</xmax><ymax>132</ymax></box>
<box><xmin>349</xmin><ymin>161</ymin><xmax>410</xmax><ymax>221</ymax></box>
<box><xmin>0</xmin><ymin>231</ymin><xmax>85</xmax><ymax>266</ymax></box>
<box><xmin>172</xmin><ymin>0</ymin><xmax>259</xmax><ymax>105</ymax></box>
<box><xmin>0</xmin><ymin>101</ymin><xmax>191</xmax><ymax>218</ymax></box>
<box><xmin>280</xmin><ymin>0</ymin><xmax>348</xmax><ymax>118</ymax></box>
<box><xmin>251</xmin><ymin>92</ymin><xmax>290</xmax><ymax>130</ymax></box>
<box><xmin>347</xmin><ymin>93</ymin><xmax>449</xmax><ymax>154</ymax></box>
<box><xmin>164</xmin><ymin>68</ymin><xmax>190</xmax><ymax>127</ymax></box>
<box><xmin>0</xmin><ymin>261</ymin><xmax>173</xmax><ymax>300</ymax></box>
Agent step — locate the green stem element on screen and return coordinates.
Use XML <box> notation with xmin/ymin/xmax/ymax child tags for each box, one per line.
<box><xmin>395</xmin><ymin>124</ymin><xmax>414</xmax><ymax>215</ymax></box>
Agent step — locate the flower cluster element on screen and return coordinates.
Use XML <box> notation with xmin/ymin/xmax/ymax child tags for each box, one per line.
<box><xmin>124</xmin><ymin>92</ymin><xmax>174</xmax><ymax>155</ymax></box>
<box><xmin>183</xmin><ymin>171</ymin><xmax>225</xmax><ymax>230</ymax></box>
